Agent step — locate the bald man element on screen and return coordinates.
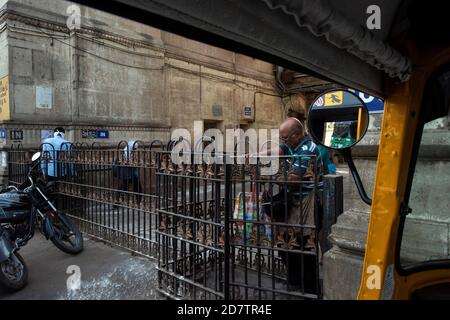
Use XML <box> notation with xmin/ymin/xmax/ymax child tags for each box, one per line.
<box><xmin>278</xmin><ymin>118</ymin><xmax>323</xmax><ymax>185</ymax></box>
<box><xmin>279</xmin><ymin>117</ymin><xmax>306</xmax><ymax>153</ymax></box>
<box><xmin>265</xmin><ymin>117</ymin><xmax>323</xmax><ymax>293</ymax></box>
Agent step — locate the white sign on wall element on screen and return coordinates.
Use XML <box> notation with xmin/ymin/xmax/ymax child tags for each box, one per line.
<box><xmin>36</xmin><ymin>86</ymin><xmax>53</xmax><ymax>109</ymax></box>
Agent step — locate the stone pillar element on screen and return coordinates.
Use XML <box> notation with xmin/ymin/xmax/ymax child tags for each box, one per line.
<box><xmin>322</xmin><ymin>174</ymin><xmax>343</xmax><ymax>253</ymax></box>
<box><xmin>323</xmin><ymin>209</ymin><xmax>369</xmax><ymax>300</ymax></box>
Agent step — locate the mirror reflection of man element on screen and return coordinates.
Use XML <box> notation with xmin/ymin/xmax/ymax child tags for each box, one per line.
<box><xmin>264</xmin><ymin>117</ymin><xmax>323</xmax><ymax>293</ymax></box>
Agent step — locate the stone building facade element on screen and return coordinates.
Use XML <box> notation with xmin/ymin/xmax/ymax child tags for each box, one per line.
<box><xmin>0</xmin><ymin>0</ymin><xmax>284</xmax><ymax>151</ymax></box>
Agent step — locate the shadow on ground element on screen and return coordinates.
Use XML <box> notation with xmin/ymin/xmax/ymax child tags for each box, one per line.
<box><xmin>0</xmin><ymin>233</ymin><xmax>164</xmax><ymax>300</ymax></box>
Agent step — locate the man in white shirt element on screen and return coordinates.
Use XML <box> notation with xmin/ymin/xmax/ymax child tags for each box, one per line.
<box><xmin>41</xmin><ymin>127</ymin><xmax>72</xmax><ymax>180</ymax></box>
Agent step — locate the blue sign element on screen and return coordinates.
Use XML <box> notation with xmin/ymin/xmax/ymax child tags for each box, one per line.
<box><xmin>96</xmin><ymin>130</ymin><xmax>109</xmax><ymax>139</ymax></box>
<box><xmin>0</xmin><ymin>129</ymin><xmax>6</xmax><ymax>140</ymax></box>
<box><xmin>348</xmin><ymin>89</ymin><xmax>384</xmax><ymax>113</ymax></box>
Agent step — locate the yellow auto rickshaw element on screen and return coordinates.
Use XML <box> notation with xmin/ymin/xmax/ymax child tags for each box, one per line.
<box><xmin>72</xmin><ymin>0</ymin><xmax>450</xmax><ymax>299</ymax></box>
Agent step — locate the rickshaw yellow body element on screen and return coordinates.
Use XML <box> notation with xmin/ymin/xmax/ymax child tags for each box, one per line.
<box><xmin>358</xmin><ymin>46</ymin><xmax>450</xmax><ymax>299</ymax></box>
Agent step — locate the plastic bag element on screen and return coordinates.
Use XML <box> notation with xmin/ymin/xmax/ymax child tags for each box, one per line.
<box><xmin>232</xmin><ymin>190</ymin><xmax>272</xmax><ymax>244</ymax></box>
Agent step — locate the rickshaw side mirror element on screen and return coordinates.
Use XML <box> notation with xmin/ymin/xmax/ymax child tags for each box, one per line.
<box><xmin>307</xmin><ymin>89</ymin><xmax>372</xmax><ymax>205</ymax></box>
<box><xmin>307</xmin><ymin>90</ymin><xmax>369</xmax><ymax>150</ymax></box>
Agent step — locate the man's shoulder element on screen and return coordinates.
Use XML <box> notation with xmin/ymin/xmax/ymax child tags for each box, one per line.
<box><xmin>317</xmin><ymin>144</ymin><xmax>330</xmax><ymax>156</ymax></box>
<box><xmin>295</xmin><ymin>137</ymin><xmax>318</xmax><ymax>154</ymax></box>
<box><xmin>42</xmin><ymin>136</ymin><xmax>68</xmax><ymax>143</ymax></box>
<box><xmin>58</xmin><ymin>138</ymin><xmax>71</xmax><ymax>149</ymax></box>
<box><xmin>43</xmin><ymin>137</ymin><xmax>71</xmax><ymax>148</ymax></box>
<box><xmin>42</xmin><ymin>137</ymin><xmax>54</xmax><ymax>144</ymax></box>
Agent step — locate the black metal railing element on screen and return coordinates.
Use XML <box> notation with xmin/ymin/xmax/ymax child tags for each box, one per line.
<box><xmin>7</xmin><ymin>142</ymin><xmax>327</xmax><ymax>300</ymax></box>
<box><xmin>7</xmin><ymin>142</ymin><xmax>164</xmax><ymax>258</ymax></box>
<box><xmin>155</xmin><ymin>152</ymin><xmax>322</xmax><ymax>300</ymax></box>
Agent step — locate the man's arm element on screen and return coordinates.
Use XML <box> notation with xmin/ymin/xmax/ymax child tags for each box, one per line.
<box><xmin>298</xmin><ymin>141</ymin><xmax>322</xmax><ymax>178</ymax></box>
<box><xmin>279</xmin><ymin>141</ymin><xmax>321</xmax><ymax>182</ymax></box>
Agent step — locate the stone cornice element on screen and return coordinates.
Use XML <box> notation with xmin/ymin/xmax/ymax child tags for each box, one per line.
<box><xmin>0</xmin><ymin>8</ymin><xmax>277</xmax><ymax>91</ymax></box>
<box><xmin>0</xmin><ymin>122</ymin><xmax>171</xmax><ymax>131</ymax></box>
<box><xmin>0</xmin><ymin>8</ymin><xmax>161</xmax><ymax>51</ymax></box>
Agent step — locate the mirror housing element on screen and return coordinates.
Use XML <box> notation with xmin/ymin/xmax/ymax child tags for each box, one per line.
<box><xmin>307</xmin><ymin>89</ymin><xmax>372</xmax><ymax>205</ymax></box>
<box><xmin>307</xmin><ymin>90</ymin><xmax>369</xmax><ymax>150</ymax></box>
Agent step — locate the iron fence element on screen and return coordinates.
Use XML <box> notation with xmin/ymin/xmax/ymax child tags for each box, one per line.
<box><xmin>156</xmin><ymin>152</ymin><xmax>322</xmax><ymax>300</ymax></box>
<box><xmin>7</xmin><ymin>144</ymin><xmax>36</xmax><ymax>188</ymax></box>
<box><xmin>7</xmin><ymin>142</ymin><xmax>323</xmax><ymax>300</ymax></box>
<box><xmin>8</xmin><ymin>142</ymin><xmax>164</xmax><ymax>258</ymax></box>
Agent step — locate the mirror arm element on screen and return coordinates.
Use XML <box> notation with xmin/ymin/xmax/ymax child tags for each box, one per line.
<box><xmin>340</xmin><ymin>148</ymin><xmax>372</xmax><ymax>205</ymax></box>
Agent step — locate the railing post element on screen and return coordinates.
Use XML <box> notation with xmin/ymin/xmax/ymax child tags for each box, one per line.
<box><xmin>322</xmin><ymin>174</ymin><xmax>343</xmax><ymax>253</ymax></box>
<box><xmin>223</xmin><ymin>156</ymin><xmax>232</xmax><ymax>301</ymax></box>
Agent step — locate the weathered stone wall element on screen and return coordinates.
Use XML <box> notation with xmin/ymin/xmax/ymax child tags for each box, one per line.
<box><xmin>0</xmin><ymin>0</ymin><xmax>283</xmax><ymax>150</ymax></box>
<box><xmin>400</xmin><ymin>117</ymin><xmax>450</xmax><ymax>264</ymax></box>
<box><xmin>8</xmin><ymin>23</ymin><xmax>71</xmax><ymax>123</ymax></box>
<box><xmin>0</xmin><ymin>25</ymin><xmax>7</xmax><ymax>78</ymax></box>
<box><xmin>0</xmin><ymin>0</ymin><xmax>286</xmax><ymax>189</ymax></box>
<box><xmin>75</xmin><ymin>36</ymin><xmax>166</xmax><ymax>126</ymax></box>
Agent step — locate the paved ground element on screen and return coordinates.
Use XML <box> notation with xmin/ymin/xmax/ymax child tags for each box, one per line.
<box><xmin>0</xmin><ymin>234</ymin><xmax>164</xmax><ymax>300</ymax></box>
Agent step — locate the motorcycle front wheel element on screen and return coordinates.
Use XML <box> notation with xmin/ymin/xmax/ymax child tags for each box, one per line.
<box><xmin>50</xmin><ymin>212</ymin><xmax>84</xmax><ymax>255</ymax></box>
<box><xmin>0</xmin><ymin>252</ymin><xmax>28</xmax><ymax>292</ymax></box>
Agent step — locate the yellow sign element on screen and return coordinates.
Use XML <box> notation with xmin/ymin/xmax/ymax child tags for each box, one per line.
<box><xmin>325</xmin><ymin>91</ymin><xmax>343</xmax><ymax>106</ymax></box>
<box><xmin>0</xmin><ymin>76</ymin><xmax>10</xmax><ymax>121</ymax></box>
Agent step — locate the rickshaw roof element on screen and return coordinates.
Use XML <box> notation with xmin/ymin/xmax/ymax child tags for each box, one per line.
<box><xmin>72</xmin><ymin>0</ymin><xmax>449</xmax><ymax>98</ymax></box>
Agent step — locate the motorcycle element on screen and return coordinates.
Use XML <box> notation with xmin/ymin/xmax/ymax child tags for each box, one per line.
<box><xmin>0</xmin><ymin>152</ymin><xmax>83</xmax><ymax>292</ymax></box>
